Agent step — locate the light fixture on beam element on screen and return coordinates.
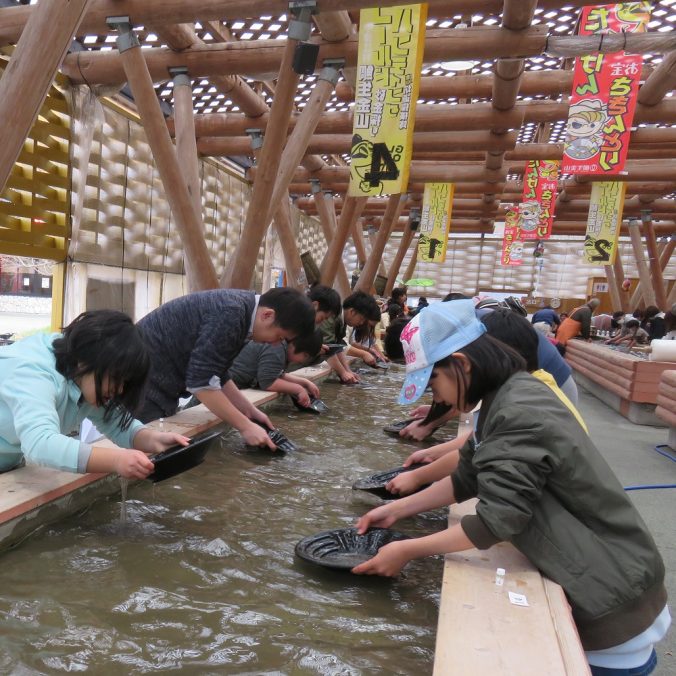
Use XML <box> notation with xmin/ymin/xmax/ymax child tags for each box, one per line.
<box><xmin>437</xmin><ymin>60</ymin><xmax>478</xmax><ymax>73</ymax></box>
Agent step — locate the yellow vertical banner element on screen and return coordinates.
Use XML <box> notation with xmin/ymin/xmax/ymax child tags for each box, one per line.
<box><xmin>418</xmin><ymin>182</ymin><xmax>454</xmax><ymax>263</ymax></box>
<box><xmin>583</xmin><ymin>181</ymin><xmax>627</xmax><ymax>265</ymax></box>
<box><xmin>349</xmin><ymin>4</ymin><xmax>427</xmax><ymax>197</ymax></box>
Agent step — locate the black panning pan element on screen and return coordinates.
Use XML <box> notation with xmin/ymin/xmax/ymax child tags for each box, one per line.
<box><xmin>352</xmin><ymin>464</ymin><xmax>430</xmax><ymax>500</ymax></box>
<box><xmin>291</xmin><ymin>394</ymin><xmax>329</xmax><ymax>414</ymax></box>
<box><xmin>147</xmin><ymin>430</ymin><xmax>222</xmax><ymax>482</ymax></box>
<box><xmin>252</xmin><ymin>420</ymin><xmax>298</xmax><ymax>453</ymax></box>
<box><xmin>294</xmin><ymin>527</ymin><xmax>410</xmax><ymax>571</ymax></box>
<box><xmin>382</xmin><ymin>418</ymin><xmax>419</xmax><ymax>436</ymax></box>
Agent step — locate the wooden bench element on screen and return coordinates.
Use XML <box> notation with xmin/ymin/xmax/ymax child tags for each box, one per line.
<box><xmin>566</xmin><ymin>341</ymin><xmax>676</xmax><ymax>425</ymax></box>
<box><xmin>656</xmin><ymin>369</ymin><xmax>676</xmax><ymax>450</ymax></box>
<box><xmin>0</xmin><ymin>363</ymin><xmax>331</xmax><ymax>552</ymax></box>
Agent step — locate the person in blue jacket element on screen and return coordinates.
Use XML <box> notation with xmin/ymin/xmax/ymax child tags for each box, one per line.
<box><xmin>0</xmin><ymin>310</ymin><xmax>188</xmax><ymax>478</ymax></box>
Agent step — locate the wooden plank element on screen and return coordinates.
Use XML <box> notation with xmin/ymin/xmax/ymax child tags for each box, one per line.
<box><xmin>434</xmin><ymin>500</ymin><xmax>589</xmax><ymax>675</ymax></box>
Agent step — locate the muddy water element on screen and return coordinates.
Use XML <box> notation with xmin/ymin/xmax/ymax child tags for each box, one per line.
<box><xmin>0</xmin><ymin>366</ymin><xmax>458</xmax><ymax>674</ymax></box>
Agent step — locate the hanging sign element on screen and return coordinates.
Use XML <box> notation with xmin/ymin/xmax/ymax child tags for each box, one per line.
<box><xmin>348</xmin><ymin>5</ymin><xmax>427</xmax><ymax>197</ymax></box>
<box><xmin>583</xmin><ymin>181</ymin><xmax>627</xmax><ymax>265</ymax></box>
<box><xmin>501</xmin><ymin>207</ymin><xmax>524</xmax><ymax>266</ymax></box>
<box><xmin>520</xmin><ymin>160</ymin><xmax>560</xmax><ymax>240</ymax></box>
<box><xmin>562</xmin><ymin>3</ymin><xmax>651</xmax><ymax>175</ymax></box>
<box><xmin>418</xmin><ymin>182</ymin><xmax>454</xmax><ymax>263</ymax></box>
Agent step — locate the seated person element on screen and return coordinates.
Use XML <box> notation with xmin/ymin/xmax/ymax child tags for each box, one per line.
<box><xmin>664</xmin><ymin>304</ymin><xmax>676</xmax><ymax>340</ymax></box>
<box><xmin>531</xmin><ymin>304</ymin><xmax>561</xmax><ymax>329</ymax></box>
<box><xmin>227</xmin><ymin>331</ymin><xmax>323</xmax><ymax>407</ymax></box>
<box><xmin>383</xmin><ymin>317</ymin><xmax>410</xmax><ymax>362</ymax></box>
<box><xmin>592</xmin><ymin>310</ymin><xmax>625</xmax><ymax>335</ymax></box>
<box><xmin>642</xmin><ymin>305</ymin><xmax>666</xmax><ymax>341</ymax></box>
<box><xmin>605</xmin><ymin>319</ymin><xmax>649</xmax><ymax>350</ymax></box>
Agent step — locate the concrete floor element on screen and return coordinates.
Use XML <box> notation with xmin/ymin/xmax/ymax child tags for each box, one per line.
<box><xmin>578</xmin><ymin>380</ymin><xmax>675</xmax><ymax>675</ymax></box>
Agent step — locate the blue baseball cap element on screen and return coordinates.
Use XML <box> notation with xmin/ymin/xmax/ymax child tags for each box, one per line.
<box><xmin>397</xmin><ymin>299</ymin><xmax>486</xmax><ymax>405</ymax></box>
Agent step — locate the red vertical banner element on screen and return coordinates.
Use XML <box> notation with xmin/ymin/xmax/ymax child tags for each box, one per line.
<box><xmin>562</xmin><ymin>2</ymin><xmax>651</xmax><ymax>176</ymax></box>
<box><xmin>520</xmin><ymin>160</ymin><xmax>560</xmax><ymax>240</ymax></box>
<box><xmin>501</xmin><ymin>207</ymin><xmax>523</xmax><ymax>266</ymax></box>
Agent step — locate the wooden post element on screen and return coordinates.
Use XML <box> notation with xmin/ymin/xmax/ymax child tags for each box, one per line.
<box><xmin>629</xmin><ymin>240</ymin><xmax>675</xmax><ymax>310</ymax></box>
<box><xmin>355</xmin><ymin>194</ymin><xmax>407</xmax><ymax>294</ymax></box>
<box><xmin>171</xmin><ymin>69</ymin><xmax>203</xmax><ymax>292</ymax></box>
<box><xmin>269</xmin><ymin>62</ymin><xmax>342</xmax><ymax>209</ymax></box>
<box><xmin>403</xmin><ymin>244</ymin><xmax>419</xmax><ymax>285</ymax></box>
<box><xmin>385</xmin><ymin>224</ymin><xmax>416</xmax><ymax>297</ymax></box>
<box><xmin>641</xmin><ymin>211</ymin><xmax>670</xmax><ymax>310</ymax></box>
<box><xmin>224</xmin><ymin>24</ymin><xmax>302</xmax><ymax>289</ymax></box>
<box><xmin>113</xmin><ymin>21</ymin><xmax>218</xmax><ymax>290</ymax></box>
<box><xmin>0</xmin><ymin>0</ymin><xmax>93</xmax><ymax>194</ymax></box>
<box><xmin>628</xmin><ymin>219</ymin><xmax>656</xmax><ymax>308</ymax></box>
<box><xmin>311</xmin><ymin>184</ymin><xmax>351</xmax><ymax>297</ymax></box>
<box><xmin>272</xmin><ymin>199</ymin><xmax>307</xmax><ymax>290</ymax></box>
<box><xmin>368</xmin><ymin>229</ymin><xmax>389</xmax><ymax>278</ymax></box>
<box><xmin>612</xmin><ymin>253</ymin><xmax>630</xmax><ymax>313</ymax></box>
<box><xmin>604</xmin><ymin>265</ymin><xmax>622</xmax><ymax>312</ymax></box>
<box><xmin>320</xmin><ymin>195</ymin><xmax>367</xmax><ymax>287</ymax></box>
<box><xmin>351</xmin><ymin>219</ymin><xmax>368</xmax><ymax>268</ymax></box>
<box><xmin>637</xmin><ymin>51</ymin><xmax>676</xmax><ymax>107</ymax></box>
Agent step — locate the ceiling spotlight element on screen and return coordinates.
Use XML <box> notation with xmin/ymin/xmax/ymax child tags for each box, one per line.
<box><xmin>437</xmin><ymin>60</ymin><xmax>478</xmax><ymax>72</ymax></box>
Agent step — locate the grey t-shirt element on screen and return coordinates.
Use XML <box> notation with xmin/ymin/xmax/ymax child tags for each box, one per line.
<box><xmin>228</xmin><ymin>341</ymin><xmax>287</xmax><ymax>390</ymax></box>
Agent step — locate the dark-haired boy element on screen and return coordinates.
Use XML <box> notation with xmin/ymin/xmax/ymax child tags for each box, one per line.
<box><xmin>228</xmin><ymin>331</ymin><xmax>323</xmax><ymax>406</ymax></box>
<box><xmin>137</xmin><ymin>288</ymin><xmax>315</xmax><ymax>448</ymax></box>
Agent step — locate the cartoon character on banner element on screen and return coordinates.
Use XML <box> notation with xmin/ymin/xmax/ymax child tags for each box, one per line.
<box><xmin>584</xmin><ymin>235</ymin><xmax>613</xmax><ymax>262</ymax></box>
<box><xmin>519</xmin><ymin>201</ymin><xmax>542</xmax><ymax>233</ymax></box>
<box><xmin>418</xmin><ymin>233</ymin><xmax>443</xmax><ymax>261</ymax></box>
<box><xmin>350</xmin><ymin>135</ymin><xmax>384</xmax><ymax>196</ymax></box>
<box><xmin>507</xmin><ymin>240</ymin><xmax>524</xmax><ymax>264</ymax></box>
<box><xmin>564</xmin><ymin>99</ymin><xmax>609</xmax><ymax>161</ymax></box>
<box><xmin>616</xmin><ymin>2</ymin><xmax>652</xmax><ymax>30</ymax></box>
<box><xmin>538</xmin><ymin>160</ymin><xmax>560</xmax><ymax>179</ymax></box>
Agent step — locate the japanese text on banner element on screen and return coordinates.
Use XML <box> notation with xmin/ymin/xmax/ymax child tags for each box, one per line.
<box><xmin>418</xmin><ymin>183</ymin><xmax>454</xmax><ymax>263</ymax></box>
<box><xmin>349</xmin><ymin>5</ymin><xmax>427</xmax><ymax>197</ymax></box>
<box><xmin>583</xmin><ymin>181</ymin><xmax>627</xmax><ymax>265</ymax></box>
<box><xmin>501</xmin><ymin>207</ymin><xmax>524</xmax><ymax>266</ymax></box>
<box><xmin>562</xmin><ymin>2</ymin><xmax>651</xmax><ymax>175</ymax></box>
<box><xmin>520</xmin><ymin>160</ymin><xmax>560</xmax><ymax>240</ymax></box>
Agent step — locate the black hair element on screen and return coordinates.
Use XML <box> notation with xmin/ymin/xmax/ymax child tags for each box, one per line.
<box><xmin>644</xmin><ymin>305</ymin><xmax>660</xmax><ymax>319</ymax></box>
<box><xmin>291</xmin><ymin>329</ymin><xmax>323</xmax><ymax>359</ymax></box>
<box><xmin>353</xmin><ymin>321</ymin><xmax>375</xmax><ymax>345</ymax></box>
<box><xmin>625</xmin><ymin>319</ymin><xmax>640</xmax><ymax>329</ymax></box>
<box><xmin>384</xmin><ymin>317</ymin><xmax>410</xmax><ymax>361</ymax></box>
<box><xmin>259</xmin><ymin>287</ymin><xmax>315</xmax><ymax>337</ymax></box>
<box><xmin>343</xmin><ymin>291</ymin><xmax>380</xmax><ymax>322</ymax></box>
<box><xmin>388</xmin><ymin>303</ymin><xmax>404</xmax><ymax>321</ymax></box>
<box><xmin>443</xmin><ymin>292</ymin><xmax>469</xmax><ymax>302</ymax></box>
<box><xmin>307</xmin><ymin>284</ymin><xmax>341</xmax><ymax>318</ymax></box>
<box><xmin>612</xmin><ymin>311</ymin><xmax>625</xmax><ymax>320</ymax></box>
<box><xmin>390</xmin><ymin>287</ymin><xmax>407</xmax><ymax>304</ymax></box>
<box><xmin>52</xmin><ymin>310</ymin><xmax>150</xmax><ymax>429</ymax></box>
<box><xmin>480</xmin><ymin>308</ymin><xmax>539</xmax><ymax>372</ymax></box>
<box><xmin>428</xmin><ymin>334</ymin><xmax>526</xmax><ymax>420</ymax></box>
<box><xmin>664</xmin><ymin>310</ymin><xmax>676</xmax><ymax>333</ymax></box>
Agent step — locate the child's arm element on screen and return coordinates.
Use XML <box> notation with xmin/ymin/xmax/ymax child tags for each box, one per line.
<box><xmin>346</xmin><ymin>344</ymin><xmax>377</xmax><ymax>366</ymax></box>
<box><xmin>402</xmin><ymin>431</ymin><xmax>470</xmax><ymax>467</ymax></box>
<box><xmin>197</xmin><ymin>384</ymin><xmax>275</xmax><ymax>448</ymax></box>
<box><xmin>327</xmin><ymin>352</ymin><xmax>359</xmax><ymax>383</ymax></box>
<box><xmin>282</xmin><ymin>372</ymin><xmax>320</xmax><ymax>398</ymax></box>
<box><xmin>266</xmin><ymin>377</ymin><xmax>311</xmax><ymax>407</ymax></box>
<box><xmin>387</xmin><ymin>448</ymin><xmax>462</xmax><ymax>496</ymax></box>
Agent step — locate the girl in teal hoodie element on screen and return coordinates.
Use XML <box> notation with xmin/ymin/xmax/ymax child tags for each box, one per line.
<box><xmin>0</xmin><ymin>310</ymin><xmax>188</xmax><ymax>478</ymax></box>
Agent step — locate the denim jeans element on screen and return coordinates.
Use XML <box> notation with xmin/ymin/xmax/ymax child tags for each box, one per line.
<box><xmin>589</xmin><ymin>649</ymin><xmax>657</xmax><ymax>676</ymax></box>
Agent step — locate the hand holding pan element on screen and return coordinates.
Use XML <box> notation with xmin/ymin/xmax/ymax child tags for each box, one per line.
<box><xmin>291</xmin><ymin>394</ymin><xmax>329</xmax><ymax>414</ymax></box>
<box><xmin>147</xmin><ymin>430</ymin><xmax>222</xmax><ymax>482</ymax></box>
<box><xmin>351</xmin><ymin>464</ymin><xmax>431</xmax><ymax>499</ymax></box>
<box><xmin>252</xmin><ymin>420</ymin><xmax>298</xmax><ymax>453</ymax></box>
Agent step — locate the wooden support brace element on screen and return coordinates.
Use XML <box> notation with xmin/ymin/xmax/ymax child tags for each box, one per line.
<box><xmin>628</xmin><ymin>219</ymin><xmax>657</xmax><ymax>308</ymax></box>
<box><xmin>0</xmin><ymin>0</ymin><xmax>93</xmax><ymax>195</ymax></box>
<box><xmin>113</xmin><ymin>21</ymin><xmax>218</xmax><ymax>291</ymax></box>
<box><xmin>385</xmin><ymin>225</ymin><xmax>416</xmax><ymax>297</ymax></box>
<box><xmin>641</xmin><ymin>212</ymin><xmax>670</xmax><ymax>311</ymax></box>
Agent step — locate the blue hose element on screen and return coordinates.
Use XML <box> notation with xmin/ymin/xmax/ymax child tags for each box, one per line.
<box><xmin>622</xmin><ymin>445</ymin><xmax>676</xmax><ymax>491</ymax></box>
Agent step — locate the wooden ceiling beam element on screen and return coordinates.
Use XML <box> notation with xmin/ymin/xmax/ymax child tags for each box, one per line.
<box><xmin>0</xmin><ymin>1</ymin><xmax>606</xmax><ymax>46</ymax></box>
